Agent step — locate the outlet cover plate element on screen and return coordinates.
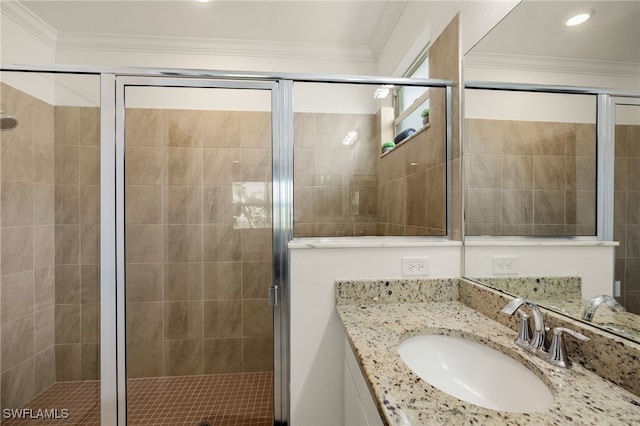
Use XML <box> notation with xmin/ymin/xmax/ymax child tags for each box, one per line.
<box><xmin>401</xmin><ymin>257</ymin><xmax>430</xmax><ymax>277</ymax></box>
<box><xmin>614</xmin><ymin>281</ymin><xmax>621</xmax><ymax>297</ymax></box>
<box><xmin>492</xmin><ymin>256</ymin><xmax>519</xmax><ymax>275</ymax></box>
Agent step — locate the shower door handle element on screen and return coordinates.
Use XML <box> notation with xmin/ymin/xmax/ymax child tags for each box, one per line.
<box><xmin>269</xmin><ymin>285</ymin><xmax>279</xmax><ymax>307</ymax></box>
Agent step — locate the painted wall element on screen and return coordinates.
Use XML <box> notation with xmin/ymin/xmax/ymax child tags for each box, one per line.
<box><xmin>289</xmin><ymin>241</ymin><xmax>462</xmax><ymax>425</ymax></box>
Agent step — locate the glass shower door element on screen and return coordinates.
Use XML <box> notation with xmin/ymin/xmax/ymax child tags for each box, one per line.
<box><xmin>119</xmin><ymin>81</ymin><xmax>276</xmax><ymax>425</ymax></box>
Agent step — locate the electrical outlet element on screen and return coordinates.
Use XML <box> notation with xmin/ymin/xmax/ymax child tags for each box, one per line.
<box><xmin>492</xmin><ymin>256</ymin><xmax>519</xmax><ymax>275</ymax></box>
<box><xmin>614</xmin><ymin>280</ymin><xmax>621</xmax><ymax>297</ymax></box>
<box><xmin>401</xmin><ymin>257</ymin><xmax>430</xmax><ymax>277</ymax></box>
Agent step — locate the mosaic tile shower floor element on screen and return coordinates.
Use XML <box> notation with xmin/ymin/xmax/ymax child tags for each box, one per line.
<box><xmin>3</xmin><ymin>372</ymin><xmax>273</xmax><ymax>426</ymax></box>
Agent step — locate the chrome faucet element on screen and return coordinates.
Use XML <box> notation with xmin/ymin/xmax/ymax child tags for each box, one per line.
<box><xmin>501</xmin><ymin>297</ymin><xmax>546</xmax><ymax>353</ymax></box>
<box><xmin>582</xmin><ymin>294</ymin><xmax>626</xmax><ymax>321</ymax></box>
<box><xmin>501</xmin><ymin>297</ymin><xmax>590</xmax><ymax>368</ymax></box>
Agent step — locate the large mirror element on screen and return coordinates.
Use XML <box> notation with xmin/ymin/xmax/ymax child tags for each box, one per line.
<box><xmin>463</xmin><ymin>1</ymin><xmax>640</xmax><ymax>342</ymax></box>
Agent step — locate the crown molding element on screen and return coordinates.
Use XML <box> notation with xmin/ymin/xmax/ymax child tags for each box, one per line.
<box><xmin>1</xmin><ymin>0</ymin><xmax>57</xmax><ymax>48</ymax></box>
<box><xmin>465</xmin><ymin>52</ymin><xmax>640</xmax><ymax>80</ymax></box>
<box><xmin>55</xmin><ymin>32</ymin><xmax>376</xmax><ymax>63</ymax></box>
<box><xmin>369</xmin><ymin>1</ymin><xmax>408</xmax><ymax>61</ymax></box>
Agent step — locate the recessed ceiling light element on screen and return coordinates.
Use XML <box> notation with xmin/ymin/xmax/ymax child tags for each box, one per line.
<box><xmin>196</xmin><ymin>0</ymin><xmax>211</xmax><ymax>3</ymax></box>
<box><xmin>565</xmin><ymin>10</ymin><xmax>594</xmax><ymax>27</ymax></box>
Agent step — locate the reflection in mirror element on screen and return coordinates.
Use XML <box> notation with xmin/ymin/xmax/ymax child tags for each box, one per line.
<box><xmin>465</xmin><ymin>1</ymin><xmax>640</xmax><ymax>90</ymax></box>
<box><xmin>468</xmin><ymin>276</ymin><xmax>640</xmax><ymax>342</ymax></box>
<box><xmin>614</xmin><ymin>102</ymin><xmax>640</xmax><ymax>315</ymax></box>
<box><xmin>292</xmin><ymin>82</ymin><xmax>447</xmax><ymax>237</ymax></box>
<box><xmin>464</xmin><ymin>90</ymin><xmax>597</xmax><ymax>236</ymax></box>
<box><xmin>463</xmin><ymin>0</ymin><xmax>640</xmax><ymax>343</ymax></box>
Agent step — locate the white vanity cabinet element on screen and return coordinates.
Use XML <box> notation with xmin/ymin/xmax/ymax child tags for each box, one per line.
<box><xmin>344</xmin><ymin>337</ymin><xmax>384</xmax><ymax>426</ymax></box>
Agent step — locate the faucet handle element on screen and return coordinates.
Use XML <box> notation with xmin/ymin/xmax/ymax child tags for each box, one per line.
<box><xmin>553</xmin><ymin>327</ymin><xmax>589</xmax><ymax>341</ymax></box>
<box><xmin>548</xmin><ymin>327</ymin><xmax>590</xmax><ymax>368</ymax></box>
<box><xmin>515</xmin><ymin>311</ymin><xmax>532</xmax><ymax>348</ymax></box>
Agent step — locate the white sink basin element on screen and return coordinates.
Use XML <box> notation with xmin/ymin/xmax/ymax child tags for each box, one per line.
<box><xmin>398</xmin><ymin>334</ymin><xmax>554</xmax><ymax>413</ymax></box>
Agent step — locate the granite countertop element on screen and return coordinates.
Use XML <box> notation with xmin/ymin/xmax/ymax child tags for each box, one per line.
<box><xmin>337</xmin><ymin>300</ymin><xmax>640</xmax><ymax>425</ymax></box>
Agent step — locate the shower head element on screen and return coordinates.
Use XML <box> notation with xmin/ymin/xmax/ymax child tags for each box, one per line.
<box><xmin>0</xmin><ymin>110</ymin><xmax>18</xmax><ymax>131</ymax></box>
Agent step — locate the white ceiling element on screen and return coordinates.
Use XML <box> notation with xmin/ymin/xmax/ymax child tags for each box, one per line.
<box><xmin>20</xmin><ymin>0</ymin><xmax>394</xmax><ymax>49</ymax></box>
<box><xmin>13</xmin><ymin>0</ymin><xmax>639</xmax><ymax>69</ymax></box>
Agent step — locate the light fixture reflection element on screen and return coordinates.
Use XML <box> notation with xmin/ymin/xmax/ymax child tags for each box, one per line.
<box><xmin>341</xmin><ymin>131</ymin><xmax>359</xmax><ymax>146</ymax></box>
<box><xmin>566</xmin><ymin>11</ymin><xmax>593</xmax><ymax>27</ymax></box>
<box><xmin>374</xmin><ymin>85</ymin><xmax>394</xmax><ymax>99</ymax></box>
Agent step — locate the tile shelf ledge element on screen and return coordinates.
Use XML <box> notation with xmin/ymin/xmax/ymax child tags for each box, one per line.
<box><xmin>289</xmin><ymin>236</ymin><xmax>461</xmax><ymax>249</ymax></box>
<box><xmin>380</xmin><ymin>123</ymin><xmax>430</xmax><ymax>158</ymax></box>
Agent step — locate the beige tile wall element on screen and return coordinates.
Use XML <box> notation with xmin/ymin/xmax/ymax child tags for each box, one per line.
<box><xmin>428</xmin><ymin>13</ymin><xmax>462</xmax><ymax>240</ymax></box>
<box><xmin>1</xmin><ymin>83</ymin><xmax>56</xmax><ymax>410</ymax></box>
<box><xmin>54</xmin><ymin>106</ymin><xmax>101</xmax><ymax>382</ymax></box>
<box><xmin>464</xmin><ymin>119</ymin><xmax>597</xmax><ymax>236</ymax></box>
<box><xmin>614</xmin><ymin>124</ymin><xmax>640</xmax><ymax>314</ymax></box>
<box><xmin>376</xmin><ymin>90</ymin><xmax>447</xmax><ymax>236</ymax></box>
<box><xmin>293</xmin><ymin>112</ymin><xmax>378</xmax><ymax>237</ymax></box>
<box><xmin>125</xmin><ymin>108</ymin><xmax>273</xmax><ymax>377</ymax></box>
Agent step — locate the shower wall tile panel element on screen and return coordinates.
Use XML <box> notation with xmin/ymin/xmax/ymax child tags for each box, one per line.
<box><xmin>376</xmin><ymin>92</ymin><xmax>447</xmax><ymax>236</ymax></box>
<box><xmin>0</xmin><ymin>83</ymin><xmax>56</xmax><ymax>410</ymax></box>
<box><xmin>54</xmin><ymin>105</ymin><xmax>100</xmax><ymax>382</ymax></box>
<box><xmin>124</xmin><ymin>109</ymin><xmax>273</xmax><ymax>377</ymax></box>
<box><xmin>465</xmin><ymin>119</ymin><xmax>597</xmax><ymax>237</ymax></box>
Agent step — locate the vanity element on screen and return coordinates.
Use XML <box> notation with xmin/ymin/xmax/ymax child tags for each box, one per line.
<box><xmin>337</xmin><ymin>278</ymin><xmax>640</xmax><ymax>425</ymax></box>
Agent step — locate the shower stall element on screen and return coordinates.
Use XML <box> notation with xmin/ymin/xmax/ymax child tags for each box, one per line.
<box><xmin>0</xmin><ymin>67</ymin><xmax>452</xmax><ymax>425</ymax></box>
<box><xmin>0</xmin><ymin>71</ymin><xmax>283</xmax><ymax>425</ymax></box>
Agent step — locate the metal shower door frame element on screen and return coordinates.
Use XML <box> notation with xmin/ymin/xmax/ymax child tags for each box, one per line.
<box><xmin>102</xmin><ymin>75</ymin><xmax>291</xmax><ymax>425</ymax></box>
